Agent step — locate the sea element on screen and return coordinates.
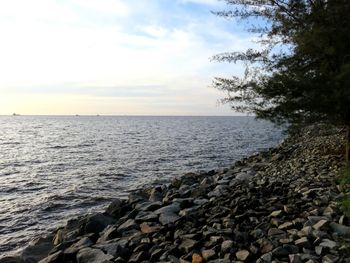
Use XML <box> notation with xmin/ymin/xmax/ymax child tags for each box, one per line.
<box><xmin>0</xmin><ymin>115</ymin><xmax>283</xmax><ymax>257</ymax></box>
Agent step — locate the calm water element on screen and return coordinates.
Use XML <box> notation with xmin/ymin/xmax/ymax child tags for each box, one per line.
<box><xmin>0</xmin><ymin>116</ymin><xmax>282</xmax><ymax>256</ymax></box>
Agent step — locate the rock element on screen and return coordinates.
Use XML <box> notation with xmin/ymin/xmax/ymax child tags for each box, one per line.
<box><xmin>270</xmin><ymin>210</ymin><xmax>283</xmax><ymax>217</ymax></box>
<box><xmin>117</xmin><ymin>219</ymin><xmax>138</xmax><ymax>233</ymax></box>
<box><xmin>129</xmin><ymin>251</ymin><xmax>149</xmax><ymax>262</ymax></box>
<box><xmin>201</xmin><ymin>249</ymin><xmax>216</xmax><ymax>261</ymax></box>
<box><xmin>330</xmin><ymin>222</ymin><xmax>350</xmax><ymax>237</ymax></box>
<box><xmin>319</xmin><ymin>239</ymin><xmax>337</xmax><ymax>249</ymax></box>
<box><xmin>38</xmin><ymin>251</ymin><xmax>63</xmax><ymax>263</ymax></box>
<box><xmin>0</xmin><ymin>257</ymin><xmax>21</xmax><ymax>263</ymax></box>
<box><xmin>259</xmin><ymin>239</ymin><xmax>274</xmax><ymax>253</ymax></box>
<box><xmin>322</xmin><ymin>254</ymin><xmax>339</xmax><ymax>263</ymax></box>
<box><xmin>272</xmin><ymin>246</ymin><xmax>289</xmax><ymax>257</ymax></box>
<box><xmin>135</xmin><ymin>201</ymin><xmax>162</xmax><ymax>212</ymax></box>
<box><xmin>268</xmin><ymin>228</ymin><xmax>286</xmax><ymax>239</ymax></box>
<box><xmin>85</xmin><ymin>213</ymin><xmax>115</xmax><ymax>235</ymax></box>
<box><xmin>192</xmin><ymin>253</ymin><xmax>203</xmax><ymax>263</ymax></box>
<box><xmin>71</xmin><ymin>237</ymin><xmax>93</xmax><ymax>249</ymax></box>
<box><xmin>76</xmin><ymin>248</ymin><xmax>113</xmax><ymax>263</ymax></box>
<box><xmin>134</xmin><ymin>211</ymin><xmax>158</xmax><ymax>222</ymax></box>
<box><xmin>178</xmin><ymin>239</ymin><xmax>197</xmax><ymax>253</ymax></box>
<box><xmin>260</xmin><ymin>252</ymin><xmax>272</xmax><ymax>263</ymax></box>
<box><xmin>106</xmin><ymin>199</ymin><xmax>125</xmax><ymax>218</ymax></box>
<box><xmin>294</xmin><ymin>237</ymin><xmax>312</xmax><ymax>249</ymax></box>
<box><xmin>20</xmin><ymin>235</ymin><xmax>54</xmax><ymax>263</ymax></box>
<box><xmin>221</xmin><ymin>240</ymin><xmax>234</xmax><ymax>254</ymax></box>
<box><xmin>278</xmin><ymin>221</ymin><xmax>293</xmax><ymax>230</ymax></box>
<box><xmin>298</xmin><ymin>226</ymin><xmax>312</xmax><ymax>237</ymax></box>
<box><xmin>140</xmin><ymin>222</ymin><xmax>162</xmax><ymax>234</ymax></box>
<box><xmin>312</xmin><ymin>219</ymin><xmax>329</xmax><ymax>231</ymax></box>
<box><xmin>98</xmin><ymin>225</ymin><xmax>118</xmax><ymax>243</ymax></box>
<box><xmin>159</xmin><ymin>213</ymin><xmax>180</xmax><ymax>225</ymax></box>
<box><xmin>289</xmin><ymin>254</ymin><xmax>302</xmax><ymax>263</ymax></box>
<box><xmin>235</xmin><ymin>250</ymin><xmax>250</xmax><ymax>261</ymax></box>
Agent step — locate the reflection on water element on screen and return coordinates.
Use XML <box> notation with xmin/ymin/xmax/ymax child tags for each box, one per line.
<box><xmin>0</xmin><ymin>116</ymin><xmax>282</xmax><ymax>256</ymax></box>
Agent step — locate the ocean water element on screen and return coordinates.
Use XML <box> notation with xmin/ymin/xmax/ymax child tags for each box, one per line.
<box><xmin>0</xmin><ymin>116</ymin><xmax>283</xmax><ymax>256</ymax></box>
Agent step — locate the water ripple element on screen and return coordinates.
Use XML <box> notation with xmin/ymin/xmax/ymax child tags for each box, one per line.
<box><xmin>0</xmin><ymin>115</ymin><xmax>283</xmax><ymax>256</ymax></box>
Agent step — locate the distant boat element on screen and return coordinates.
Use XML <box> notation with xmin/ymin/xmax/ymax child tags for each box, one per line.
<box><xmin>12</xmin><ymin>113</ymin><xmax>20</xmax><ymax>116</ymax></box>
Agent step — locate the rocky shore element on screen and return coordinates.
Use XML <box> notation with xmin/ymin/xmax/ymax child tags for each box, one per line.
<box><xmin>2</xmin><ymin>125</ymin><xmax>350</xmax><ymax>263</ymax></box>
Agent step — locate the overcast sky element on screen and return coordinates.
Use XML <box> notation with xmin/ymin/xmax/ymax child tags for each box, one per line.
<box><xmin>0</xmin><ymin>0</ymin><xmax>257</xmax><ymax>115</ymax></box>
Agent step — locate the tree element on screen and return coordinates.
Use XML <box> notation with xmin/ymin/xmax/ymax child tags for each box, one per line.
<box><xmin>212</xmin><ymin>0</ymin><xmax>350</xmax><ymax>161</ymax></box>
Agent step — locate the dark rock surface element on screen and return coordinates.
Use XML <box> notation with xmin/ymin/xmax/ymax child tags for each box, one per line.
<box><xmin>3</xmin><ymin>125</ymin><xmax>350</xmax><ymax>262</ymax></box>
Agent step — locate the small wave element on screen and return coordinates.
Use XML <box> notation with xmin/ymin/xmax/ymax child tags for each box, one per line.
<box><xmin>0</xmin><ymin>142</ymin><xmax>21</xmax><ymax>145</ymax></box>
<box><xmin>47</xmin><ymin>145</ymin><xmax>69</xmax><ymax>149</ymax></box>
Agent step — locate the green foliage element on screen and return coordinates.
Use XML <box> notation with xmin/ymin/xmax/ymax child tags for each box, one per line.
<box><xmin>213</xmin><ymin>0</ymin><xmax>350</xmax><ymax>126</ymax></box>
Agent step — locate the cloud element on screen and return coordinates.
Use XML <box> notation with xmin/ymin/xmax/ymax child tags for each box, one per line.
<box><xmin>70</xmin><ymin>0</ymin><xmax>129</xmax><ymax>16</ymax></box>
<box><xmin>0</xmin><ymin>0</ymin><xmax>255</xmax><ymax>115</ymax></box>
<box><xmin>178</xmin><ymin>0</ymin><xmax>221</xmax><ymax>5</ymax></box>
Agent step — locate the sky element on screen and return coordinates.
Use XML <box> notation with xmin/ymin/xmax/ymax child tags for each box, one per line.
<box><xmin>0</xmin><ymin>0</ymin><xmax>257</xmax><ymax>115</ymax></box>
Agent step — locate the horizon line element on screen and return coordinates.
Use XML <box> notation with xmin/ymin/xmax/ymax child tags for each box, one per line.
<box><xmin>0</xmin><ymin>114</ymin><xmax>252</xmax><ymax>117</ymax></box>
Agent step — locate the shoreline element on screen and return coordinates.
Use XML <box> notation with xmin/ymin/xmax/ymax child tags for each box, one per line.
<box><xmin>2</xmin><ymin>125</ymin><xmax>350</xmax><ymax>263</ymax></box>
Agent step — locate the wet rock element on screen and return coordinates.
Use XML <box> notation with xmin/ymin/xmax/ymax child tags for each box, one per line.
<box><xmin>106</xmin><ymin>199</ymin><xmax>126</xmax><ymax>218</ymax></box>
<box><xmin>85</xmin><ymin>213</ymin><xmax>115</xmax><ymax>235</ymax></box>
<box><xmin>20</xmin><ymin>235</ymin><xmax>54</xmax><ymax>263</ymax></box>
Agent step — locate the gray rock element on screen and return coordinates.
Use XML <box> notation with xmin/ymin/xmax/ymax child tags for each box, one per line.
<box><xmin>106</xmin><ymin>199</ymin><xmax>125</xmax><ymax>218</ymax></box>
<box><xmin>260</xmin><ymin>252</ymin><xmax>272</xmax><ymax>263</ymax></box>
<box><xmin>0</xmin><ymin>257</ymin><xmax>21</xmax><ymax>263</ymax></box>
<box><xmin>221</xmin><ymin>240</ymin><xmax>234</xmax><ymax>254</ymax></box>
<box><xmin>76</xmin><ymin>248</ymin><xmax>113</xmax><ymax>263</ymax></box>
<box><xmin>330</xmin><ymin>222</ymin><xmax>350</xmax><ymax>237</ymax></box>
<box><xmin>294</xmin><ymin>237</ymin><xmax>312</xmax><ymax>249</ymax></box>
<box><xmin>289</xmin><ymin>254</ymin><xmax>302</xmax><ymax>263</ymax></box>
<box><xmin>20</xmin><ymin>235</ymin><xmax>54</xmax><ymax>263</ymax></box>
<box><xmin>38</xmin><ymin>251</ymin><xmax>63</xmax><ymax>263</ymax></box>
<box><xmin>85</xmin><ymin>213</ymin><xmax>116</xmax><ymax>235</ymax></box>
<box><xmin>154</xmin><ymin>203</ymin><xmax>181</xmax><ymax>215</ymax></box>
<box><xmin>117</xmin><ymin>219</ymin><xmax>138</xmax><ymax>233</ymax></box>
<box><xmin>272</xmin><ymin>246</ymin><xmax>289</xmax><ymax>257</ymax></box>
<box><xmin>159</xmin><ymin>213</ymin><xmax>180</xmax><ymax>225</ymax></box>
<box><xmin>178</xmin><ymin>239</ymin><xmax>197</xmax><ymax>253</ymax></box>
<box><xmin>319</xmin><ymin>239</ymin><xmax>337</xmax><ymax>249</ymax></box>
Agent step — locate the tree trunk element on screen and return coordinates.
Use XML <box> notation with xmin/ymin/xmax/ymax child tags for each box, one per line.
<box><xmin>347</xmin><ymin>125</ymin><xmax>350</xmax><ymax>164</ymax></box>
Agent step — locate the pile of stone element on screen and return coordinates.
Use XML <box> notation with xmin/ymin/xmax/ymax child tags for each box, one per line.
<box><xmin>3</xmin><ymin>125</ymin><xmax>350</xmax><ymax>263</ymax></box>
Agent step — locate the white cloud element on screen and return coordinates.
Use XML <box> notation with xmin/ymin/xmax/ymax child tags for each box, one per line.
<box><xmin>71</xmin><ymin>0</ymin><xmax>129</xmax><ymax>16</ymax></box>
<box><xmin>178</xmin><ymin>0</ymin><xmax>221</xmax><ymax>5</ymax></box>
<box><xmin>0</xmin><ymin>0</ymin><xmax>254</xmax><ymax>115</ymax></box>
